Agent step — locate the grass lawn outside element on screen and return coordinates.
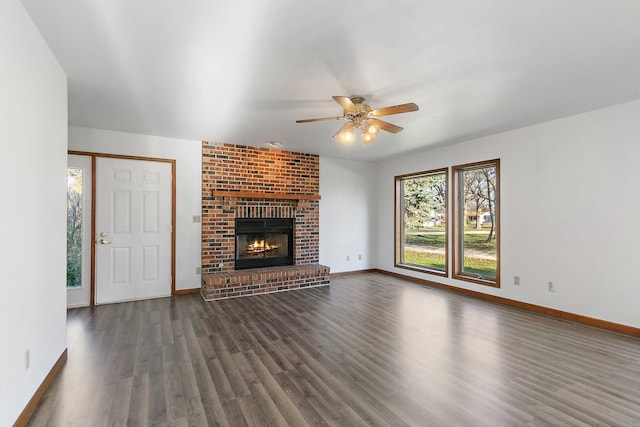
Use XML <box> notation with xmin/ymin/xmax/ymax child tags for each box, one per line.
<box><xmin>403</xmin><ymin>227</ymin><xmax>497</xmax><ymax>278</ymax></box>
<box><xmin>403</xmin><ymin>249</ymin><xmax>496</xmax><ymax>278</ymax></box>
<box><xmin>404</xmin><ymin>229</ymin><xmax>496</xmax><ymax>251</ymax></box>
<box><xmin>403</xmin><ymin>250</ymin><xmax>446</xmax><ymax>271</ymax></box>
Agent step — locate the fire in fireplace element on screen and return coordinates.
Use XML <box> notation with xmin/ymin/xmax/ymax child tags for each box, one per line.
<box><xmin>235</xmin><ymin>218</ymin><xmax>294</xmax><ymax>269</ymax></box>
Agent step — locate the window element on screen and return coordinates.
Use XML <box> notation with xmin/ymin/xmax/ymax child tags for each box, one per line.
<box><xmin>395</xmin><ymin>169</ymin><xmax>448</xmax><ymax>275</ymax></box>
<box><xmin>452</xmin><ymin>160</ymin><xmax>500</xmax><ymax>287</ymax></box>
<box><xmin>67</xmin><ymin>167</ymin><xmax>84</xmax><ymax>288</ymax></box>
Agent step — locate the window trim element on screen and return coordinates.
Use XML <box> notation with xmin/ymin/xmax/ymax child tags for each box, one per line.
<box><xmin>394</xmin><ymin>168</ymin><xmax>449</xmax><ymax>277</ymax></box>
<box><xmin>452</xmin><ymin>159</ymin><xmax>500</xmax><ymax>287</ymax></box>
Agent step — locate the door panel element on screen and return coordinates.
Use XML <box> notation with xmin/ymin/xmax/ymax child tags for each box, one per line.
<box><xmin>96</xmin><ymin>157</ymin><xmax>172</xmax><ymax>304</ymax></box>
<box><xmin>142</xmin><ymin>245</ymin><xmax>159</xmax><ymax>281</ymax></box>
<box><xmin>112</xmin><ymin>190</ymin><xmax>131</xmax><ymax>233</ymax></box>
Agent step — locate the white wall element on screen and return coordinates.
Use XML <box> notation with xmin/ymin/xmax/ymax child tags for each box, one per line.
<box><xmin>376</xmin><ymin>99</ymin><xmax>640</xmax><ymax>329</ymax></box>
<box><xmin>68</xmin><ymin>126</ymin><xmax>202</xmax><ymax>291</ymax></box>
<box><xmin>0</xmin><ymin>1</ymin><xmax>68</xmax><ymax>424</ymax></box>
<box><xmin>320</xmin><ymin>156</ymin><xmax>376</xmax><ymax>273</ymax></box>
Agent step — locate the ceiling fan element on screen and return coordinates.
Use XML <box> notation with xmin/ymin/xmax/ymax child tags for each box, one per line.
<box><xmin>296</xmin><ymin>96</ymin><xmax>419</xmax><ymax>145</ymax></box>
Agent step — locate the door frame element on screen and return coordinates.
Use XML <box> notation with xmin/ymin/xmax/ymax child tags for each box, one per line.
<box><xmin>68</xmin><ymin>150</ymin><xmax>176</xmax><ymax>305</ymax></box>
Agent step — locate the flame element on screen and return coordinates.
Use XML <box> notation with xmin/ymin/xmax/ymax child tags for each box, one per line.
<box><xmin>246</xmin><ymin>239</ymin><xmax>281</xmax><ymax>254</ymax></box>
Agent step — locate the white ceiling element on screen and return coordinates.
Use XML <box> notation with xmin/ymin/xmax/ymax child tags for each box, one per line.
<box><xmin>22</xmin><ymin>0</ymin><xmax>640</xmax><ymax>161</ymax></box>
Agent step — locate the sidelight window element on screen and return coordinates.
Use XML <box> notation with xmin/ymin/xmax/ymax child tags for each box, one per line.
<box><xmin>67</xmin><ymin>167</ymin><xmax>84</xmax><ymax>288</ymax></box>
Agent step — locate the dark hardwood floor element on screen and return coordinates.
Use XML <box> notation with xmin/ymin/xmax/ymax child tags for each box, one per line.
<box><xmin>28</xmin><ymin>273</ymin><xmax>640</xmax><ymax>426</ymax></box>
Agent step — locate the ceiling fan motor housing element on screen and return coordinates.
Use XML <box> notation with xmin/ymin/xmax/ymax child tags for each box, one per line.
<box><xmin>345</xmin><ymin>97</ymin><xmax>372</xmax><ymax>125</ymax></box>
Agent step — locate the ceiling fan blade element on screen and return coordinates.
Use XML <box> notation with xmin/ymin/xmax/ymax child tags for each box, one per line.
<box><xmin>296</xmin><ymin>116</ymin><xmax>345</xmax><ymax>123</ymax></box>
<box><xmin>370</xmin><ymin>118</ymin><xmax>404</xmax><ymax>134</ymax></box>
<box><xmin>371</xmin><ymin>102</ymin><xmax>419</xmax><ymax>117</ymax></box>
<box><xmin>332</xmin><ymin>96</ymin><xmax>358</xmax><ymax>112</ymax></box>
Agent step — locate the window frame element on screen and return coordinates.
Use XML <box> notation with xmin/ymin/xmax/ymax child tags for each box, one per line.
<box><xmin>394</xmin><ymin>168</ymin><xmax>449</xmax><ymax>277</ymax></box>
<box><xmin>452</xmin><ymin>159</ymin><xmax>500</xmax><ymax>287</ymax></box>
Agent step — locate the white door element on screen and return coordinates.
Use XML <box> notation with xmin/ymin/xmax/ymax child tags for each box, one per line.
<box><xmin>95</xmin><ymin>157</ymin><xmax>172</xmax><ymax>304</ymax></box>
<box><xmin>67</xmin><ymin>155</ymin><xmax>92</xmax><ymax>308</ymax></box>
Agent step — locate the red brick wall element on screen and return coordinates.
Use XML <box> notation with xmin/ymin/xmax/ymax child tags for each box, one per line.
<box><xmin>202</xmin><ymin>142</ymin><xmax>319</xmax><ymax>195</ymax></box>
<box><xmin>201</xmin><ymin>142</ymin><xmax>320</xmax><ymax>273</ymax></box>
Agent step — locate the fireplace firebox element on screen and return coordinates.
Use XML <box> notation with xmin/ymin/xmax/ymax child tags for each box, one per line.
<box><xmin>235</xmin><ymin>218</ymin><xmax>294</xmax><ymax>270</ymax></box>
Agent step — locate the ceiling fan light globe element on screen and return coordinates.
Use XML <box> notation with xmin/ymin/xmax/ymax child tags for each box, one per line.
<box><xmin>362</xmin><ymin>129</ymin><xmax>378</xmax><ymax>145</ymax></box>
<box><xmin>337</xmin><ymin>130</ymin><xmax>355</xmax><ymax>145</ymax></box>
<box><xmin>333</xmin><ymin>121</ymin><xmax>356</xmax><ymax>145</ymax></box>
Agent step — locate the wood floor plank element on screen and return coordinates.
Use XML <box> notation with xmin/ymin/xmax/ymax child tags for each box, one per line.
<box><xmin>27</xmin><ymin>272</ymin><xmax>640</xmax><ymax>426</ymax></box>
<box><xmin>147</xmin><ymin>367</ymin><xmax>167</xmax><ymax>424</ymax></box>
<box><xmin>164</xmin><ymin>362</ymin><xmax>186</xmax><ymax>421</ymax></box>
<box><xmin>107</xmin><ymin>377</ymin><xmax>133</xmax><ymax>427</ymax></box>
<box><xmin>244</xmin><ymin>382</ymin><xmax>289</xmax><ymax>426</ymax></box>
<box><xmin>126</xmin><ymin>372</ymin><xmax>150</xmax><ymax>426</ymax></box>
<box><xmin>242</xmin><ymin>347</ymin><xmax>310</xmax><ymax>426</ymax></box>
<box><xmin>180</xmin><ymin>319</ymin><xmax>230</xmax><ymax>427</ymax></box>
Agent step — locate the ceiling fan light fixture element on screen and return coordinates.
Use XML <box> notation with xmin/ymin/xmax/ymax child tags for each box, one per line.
<box><xmin>365</xmin><ymin>119</ymin><xmax>379</xmax><ymax>135</ymax></box>
<box><xmin>336</xmin><ymin>129</ymin><xmax>355</xmax><ymax>145</ymax></box>
<box><xmin>362</xmin><ymin>128</ymin><xmax>378</xmax><ymax>145</ymax></box>
<box><xmin>333</xmin><ymin>122</ymin><xmax>355</xmax><ymax>145</ymax></box>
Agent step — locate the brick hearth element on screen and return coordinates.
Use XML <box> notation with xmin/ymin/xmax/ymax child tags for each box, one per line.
<box><xmin>201</xmin><ymin>264</ymin><xmax>330</xmax><ymax>301</ymax></box>
<box><xmin>201</xmin><ymin>142</ymin><xmax>329</xmax><ymax>300</ymax></box>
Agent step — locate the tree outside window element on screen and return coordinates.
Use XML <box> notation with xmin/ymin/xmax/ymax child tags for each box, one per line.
<box><xmin>67</xmin><ymin>167</ymin><xmax>83</xmax><ymax>288</ymax></box>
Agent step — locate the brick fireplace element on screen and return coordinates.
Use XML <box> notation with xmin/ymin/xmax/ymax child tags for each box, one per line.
<box><xmin>200</xmin><ymin>142</ymin><xmax>330</xmax><ymax>300</ymax></box>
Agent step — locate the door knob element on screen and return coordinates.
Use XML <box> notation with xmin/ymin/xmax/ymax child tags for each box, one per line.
<box><xmin>99</xmin><ymin>232</ymin><xmax>111</xmax><ymax>244</ymax></box>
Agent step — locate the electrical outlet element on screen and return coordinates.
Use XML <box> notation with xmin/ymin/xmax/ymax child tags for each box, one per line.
<box><xmin>548</xmin><ymin>281</ymin><xmax>555</xmax><ymax>292</ymax></box>
<box><xmin>25</xmin><ymin>349</ymin><xmax>30</xmax><ymax>370</ymax></box>
<box><xmin>514</xmin><ymin>275</ymin><xmax>520</xmax><ymax>285</ymax></box>
<box><xmin>192</xmin><ymin>215</ymin><xmax>201</xmax><ymax>223</ymax></box>
<box><xmin>196</xmin><ymin>267</ymin><xmax>201</xmax><ymax>275</ymax></box>
<box><xmin>346</xmin><ymin>255</ymin><xmax>350</xmax><ymax>261</ymax></box>
<box><xmin>358</xmin><ymin>254</ymin><xmax>362</xmax><ymax>260</ymax></box>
